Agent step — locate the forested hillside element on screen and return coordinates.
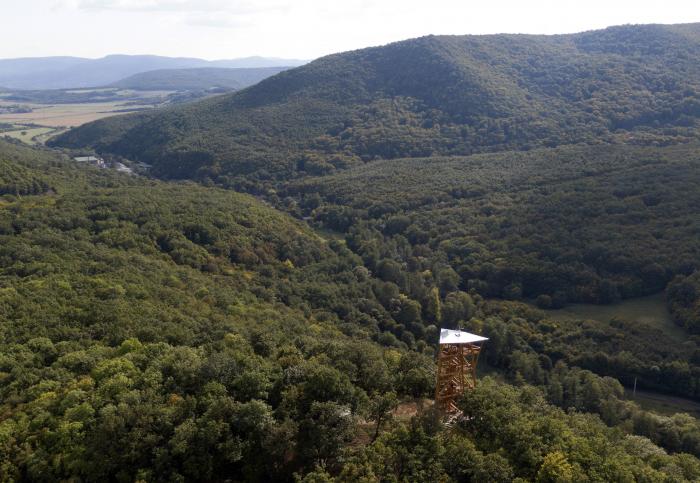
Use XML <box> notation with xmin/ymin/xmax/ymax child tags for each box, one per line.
<box><xmin>285</xmin><ymin>143</ymin><xmax>700</xmax><ymax>307</ymax></box>
<box><xmin>0</xmin><ymin>139</ymin><xmax>425</xmax><ymax>480</ymax></box>
<box><xmin>4</xmin><ymin>137</ymin><xmax>700</xmax><ymax>481</ymax></box>
<box><xmin>52</xmin><ymin>23</ymin><xmax>700</xmax><ymax>183</ymax></box>
<box><xmin>49</xmin><ymin>23</ymin><xmax>700</xmax><ymax>316</ymax></box>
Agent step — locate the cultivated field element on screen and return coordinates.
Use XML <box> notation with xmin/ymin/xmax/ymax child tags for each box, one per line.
<box><xmin>0</xmin><ymin>88</ymin><xmax>171</xmax><ymax>145</ymax></box>
<box><xmin>0</xmin><ymin>100</ymin><xmax>144</xmax><ymax>127</ymax></box>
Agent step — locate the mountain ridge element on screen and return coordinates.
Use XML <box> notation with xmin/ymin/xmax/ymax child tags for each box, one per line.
<box><xmin>50</xmin><ymin>23</ymin><xmax>700</xmax><ymax>185</ymax></box>
<box><xmin>0</xmin><ymin>54</ymin><xmax>307</xmax><ymax>89</ymax></box>
<box><xmin>108</xmin><ymin>66</ymin><xmax>292</xmax><ymax>91</ymax></box>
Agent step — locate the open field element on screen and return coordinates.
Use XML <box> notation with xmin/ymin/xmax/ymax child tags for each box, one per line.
<box><xmin>63</xmin><ymin>88</ymin><xmax>114</xmax><ymax>94</ymax></box>
<box><xmin>0</xmin><ymin>100</ymin><xmax>148</xmax><ymax>127</ymax></box>
<box><xmin>63</xmin><ymin>88</ymin><xmax>173</xmax><ymax>97</ymax></box>
<box><xmin>0</xmin><ymin>88</ymin><xmax>175</xmax><ymax>145</ymax></box>
<box><xmin>625</xmin><ymin>388</ymin><xmax>700</xmax><ymax>418</ymax></box>
<box><xmin>545</xmin><ymin>293</ymin><xmax>687</xmax><ymax>342</ymax></box>
<box><xmin>2</xmin><ymin>126</ymin><xmax>57</xmax><ymax>143</ymax></box>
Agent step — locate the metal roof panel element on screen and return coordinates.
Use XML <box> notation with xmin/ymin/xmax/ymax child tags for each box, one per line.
<box><xmin>439</xmin><ymin>328</ymin><xmax>488</xmax><ymax>344</ymax></box>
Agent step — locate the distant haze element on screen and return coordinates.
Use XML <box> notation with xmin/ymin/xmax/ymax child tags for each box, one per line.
<box><xmin>0</xmin><ymin>55</ymin><xmax>306</xmax><ymax>90</ymax></box>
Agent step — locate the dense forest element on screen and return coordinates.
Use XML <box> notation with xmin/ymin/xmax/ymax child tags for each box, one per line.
<box><xmin>284</xmin><ymin>143</ymin><xmax>700</xmax><ymax>307</ymax></box>
<box><xmin>6</xmin><ymin>21</ymin><xmax>700</xmax><ymax>482</ymax></box>
<box><xmin>3</xmin><ymin>137</ymin><xmax>700</xmax><ymax>480</ymax></box>
<box><xmin>282</xmin><ymin>147</ymin><xmax>700</xmax><ymax>401</ymax></box>
<box><xmin>0</xmin><ymin>158</ymin><xmax>50</xmax><ymax>196</ymax></box>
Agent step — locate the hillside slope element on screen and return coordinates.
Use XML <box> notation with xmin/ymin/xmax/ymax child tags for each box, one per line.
<box><xmin>109</xmin><ymin>66</ymin><xmax>291</xmax><ymax>91</ymax></box>
<box><xmin>0</xmin><ymin>155</ymin><xmax>51</xmax><ymax>195</ymax></box>
<box><xmin>51</xmin><ymin>23</ymin><xmax>700</xmax><ymax>183</ymax></box>
<box><xmin>0</xmin><ymin>139</ymin><xmax>411</xmax><ymax>479</ymax></box>
<box><xmin>286</xmin><ymin>142</ymin><xmax>700</xmax><ymax>308</ymax></box>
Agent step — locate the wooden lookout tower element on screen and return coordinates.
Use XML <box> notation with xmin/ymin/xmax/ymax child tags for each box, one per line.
<box><xmin>435</xmin><ymin>328</ymin><xmax>488</xmax><ymax>414</ymax></box>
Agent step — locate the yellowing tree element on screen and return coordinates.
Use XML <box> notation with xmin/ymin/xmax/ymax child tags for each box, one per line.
<box><xmin>536</xmin><ymin>451</ymin><xmax>574</xmax><ymax>483</ymax></box>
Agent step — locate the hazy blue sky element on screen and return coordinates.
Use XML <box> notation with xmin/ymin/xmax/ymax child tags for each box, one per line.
<box><xmin>4</xmin><ymin>0</ymin><xmax>700</xmax><ymax>60</ymax></box>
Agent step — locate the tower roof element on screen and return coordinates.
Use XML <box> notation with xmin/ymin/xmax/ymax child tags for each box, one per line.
<box><xmin>439</xmin><ymin>328</ymin><xmax>488</xmax><ymax>344</ymax></box>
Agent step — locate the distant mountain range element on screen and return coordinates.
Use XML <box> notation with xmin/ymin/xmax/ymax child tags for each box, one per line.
<box><xmin>110</xmin><ymin>66</ymin><xmax>291</xmax><ymax>91</ymax></box>
<box><xmin>0</xmin><ymin>55</ymin><xmax>308</xmax><ymax>89</ymax></box>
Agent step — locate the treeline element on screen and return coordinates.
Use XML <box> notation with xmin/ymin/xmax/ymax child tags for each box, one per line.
<box><xmin>668</xmin><ymin>271</ymin><xmax>700</xmax><ymax>333</ymax></box>
<box><xmin>481</xmin><ymin>299</ymin><xmax>700</xmax><ymax>400</ymax></box>
<box><xmin>5</xmin><ymin>329</ymin><xmax>700</xmax><ymax>481</ymax></box>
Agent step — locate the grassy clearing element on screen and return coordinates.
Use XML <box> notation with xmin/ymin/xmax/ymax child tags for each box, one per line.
<box><xmin>625</xmin><ymin>388</ymin><xmax>700</xmax><ymax>418</ymax></box>
<box><xmin>545</xmin><ymin>293</ymin><xmax>687</xmax><ymax>342</ymax></box>
<box><xmin>2</xmin><ymin>126</ymin><xmax>57</xmax><ymax>144</ymax></box>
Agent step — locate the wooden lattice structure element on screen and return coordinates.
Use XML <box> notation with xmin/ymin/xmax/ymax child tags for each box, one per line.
<box><xmin>435</xmin><ymin>329</ymin><xmax>488</xmax><ymax>414</ymax></box>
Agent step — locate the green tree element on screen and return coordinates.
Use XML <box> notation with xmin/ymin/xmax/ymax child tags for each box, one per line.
<box><xmin>442</xmin><ymin>291</ymin><xmax>475</xmax><ymax>328</ymax></box>
<box><xmin>425</xmin><ymin>287</ymin><xmax>442</xmax><ymax>323</ymax></box>
<box><xmin>367</xmin><ymin>392</ymin><xmax>399</xmax><ymax>442</ymax></box>
<box><xmin>299</xmin><ymin>402</ymin><xmax>355</xmax><ymax>468</ymax></box>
